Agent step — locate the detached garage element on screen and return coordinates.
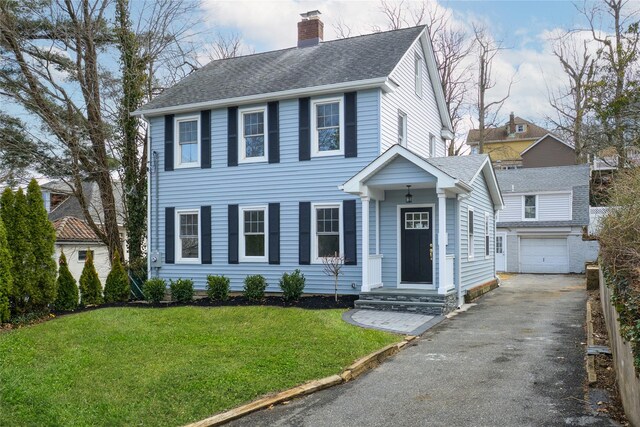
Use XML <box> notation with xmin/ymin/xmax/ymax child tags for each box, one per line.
<box><xmin>495</xmin><ymin>165</ymin><xmax>598</xmax><ymax>274</ymax></box>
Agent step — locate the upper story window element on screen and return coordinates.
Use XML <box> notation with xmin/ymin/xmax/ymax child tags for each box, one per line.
<box><xmin>470</xmin><ymin>146</ymin><xmax>479</xmax><ymax>155</ymax></box>
<box><xmin>177</xmin><ymin>209</ymin><xmax>199</xmax><ymax>263</ymax></box>
<box><xmin>429</xmin><ymin>134</ymin><xmax>436</xmax><ymax>157</ymax></box>
<box><xmin>468</xmin><ymin>207</ymin><xmax>474</xmax><ymax>260</ymax></box>
<box><xmin>524</xmin><ymin>195</ymin><xmax>537</xmax><ymax>219</ymax></box>
<box><xmin>312</xmin><ymin>97</ymin><xmax>344</xmax><ymax>157</ymax></box>
<box><xmin>516</xmin><ymin>124</ymin><xmax>525</xmax><ymax>133</ymax></box>
<box><xmin>312</xmin><ymin>203</ymin><xmax>342</xmax><ymax>263</ymax></box>
<box><xmin>240</xmin><ymin>106</ymin><xmax>267</xmax><ymax>163</ymax></box>
<box><xmin>240</xmin><ymin>206</ymin><xmax>268</xmax><ymax>262</ymax></box>
<box><xmin>414</xmin><ymin>53</ymin><xmax>423</xmax><ymax>98</ymax></box>
<box><xmin>398</xmin><ymin>111</ymin><xmax>407</xmax><ymax>146</ymax></box>
<box><xmin>176</xmin><ymin>116</ymin><xmax>200</xmax><ymax>168</ymax></box>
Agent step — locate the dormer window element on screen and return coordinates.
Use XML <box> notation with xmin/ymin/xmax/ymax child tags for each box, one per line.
<box><xmin>516</xmin><ymin>124</ymin><xmax>525</xmax><ymax>133</ymax></box>
<box><xmin>311</xmin><ymin>97</ymin><xmax>344</xmax><ymax>157</ymax></box>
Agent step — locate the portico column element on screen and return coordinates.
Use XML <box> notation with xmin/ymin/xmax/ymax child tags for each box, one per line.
<box><xmin>437</xmin><ymin>190</ymin><xmax>447</xmax><ymax>294</ymax></box>
<box><xmin>361</xmin><ymin>196</ymin><xmax>370</xmax><ymax>292</ymax></box>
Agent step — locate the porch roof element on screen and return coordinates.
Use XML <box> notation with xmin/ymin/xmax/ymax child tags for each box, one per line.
<box><xmin>341</xmin><ymin>145</ymin><xmax>504</xmax><ymax>209</ymax></box>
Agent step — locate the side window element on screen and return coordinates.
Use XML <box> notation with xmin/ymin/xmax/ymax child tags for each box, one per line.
<box><xmin>398</xmin><ymin>111</ymin><xmax>407</xmax><ymax>146</ymax></box>
<box><xmin>240</xmin><ymin>206</ymin><xmax>268</xmax><ymax>262</ymax></box>
<box><xmin>414</xmin><ymin>53</ymin><xmax>423</xmax><ymax>97</ymax></box>
<box><xmin>311</xmin><ymin>97</ymin><xmax>344</xmax><ymax>156</ymax></box>
<box><xmin>484</xmin><ymin>213</ymin><xmax>490</xmax><ymax>257</ymax></box>
<box><xmin>240</xmin><ymin>106</ymin><xmax>267</xmax><ymax>163</ymax></box>
<box><xmin>78</xmin><ymin>249</ymin><xmax>94</xmax><ymax>262</ymax></box>
<box><xmin>468</xmin><ymin>208</ymin><xmax>474</xmax><ymax>260</ymax></box>
<box><xmin>429</xmin><ymin>134</ymin><xmax>436</xmax><ymax>157</ymax></box>
<box><xmin>524</xmin><ymin>195</ymin><xmax>536</xmax><ymax>219</ymax></box>
<box><xmin>176</xmin><ymin>116</ymin><xmax>200</xmax><ymax>167</ymax></box>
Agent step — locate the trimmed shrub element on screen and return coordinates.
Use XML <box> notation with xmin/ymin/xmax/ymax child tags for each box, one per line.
<box><xmin>207</xmin><ymin>275</ymin><xmax>230</xmax><ymax>301</ymax></box>
<box><xmin>279</xmin><ymin>269</ymin><xmax>305</xmax><ymax>302</ymax></box>
<box><xmin>103</xmin><ymin>250</ymin><xmax>130</xmax><ymax>303</ymax></box>
<box><xmin>54</xmin><ymin>252</ymin><xmax>79</xmax><ymax>311</ymax></box>
<box><xmin>26</xmin><ymin>179</ymin><xmax>57</xmax><ymax>311</ymax></box>
<box><xmin>143</xmin><ymin>278</ymin><xmax>166</xmax><ymax>304</ymax></box>
<box><xmin>79</xmin><ymin>250</ymin><xmax>102</xmax><ymax>306</ymax></box>
<box><xmin>170</xmin><ymin>279</ymin><xmax>194</xmax><ymax>303</ymax></box>
<box><xmin>0</xmin><ymin>217</ymin><xmax>12</xmax><ymax>322</ymax></box>
<box><xmin>243</xmin><ymin>275</ymin><xmax>267</xmax><ymax>301</ymax></box>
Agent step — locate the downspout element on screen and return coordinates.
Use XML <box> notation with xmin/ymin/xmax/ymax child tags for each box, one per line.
<box><xmin>141</xmin><ymin>113</ymin><xmax>152</xmax><ymax>280</ymax></box>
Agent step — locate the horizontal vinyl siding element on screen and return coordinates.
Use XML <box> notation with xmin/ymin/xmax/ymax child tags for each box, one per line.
<box><xmin>460</xmin><ymin>172</ymin><xmax>496</xmax><ymax>291</ymax></box>
<box><xmin>498</xmin><ymin>194</ymin><xmax>521</xmax><ymax>222</ymax></box>
<box><xmin>538</xmin><ymin>193</ymin><xmax>572</xmax><ymax>221</ymax></box>
<box><xmin>380</xmin><ymin>39</ymin><xmax>446</xmax><ymax>157</ymax></box>
<box><xmin>365</xmin><ymin>157</ymin><xmax>437</xmax><ymax>186</ymax></box>
<box><xmin>149</xmin><ymin>89</ymin><xmax>380</xmax><ymax>294</ymax></box>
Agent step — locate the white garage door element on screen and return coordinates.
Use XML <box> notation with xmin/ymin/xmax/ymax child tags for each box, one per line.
<box><xmin>519</xmin><ymin>237</ymin><xmax>569</xmax><ymax>273</ymax></box>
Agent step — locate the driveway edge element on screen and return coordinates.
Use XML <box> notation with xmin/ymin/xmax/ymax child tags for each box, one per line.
<box><xmin>183</xmin><ymin>337</ymin><xmax>416</xmax><ymax>427</ymax></box>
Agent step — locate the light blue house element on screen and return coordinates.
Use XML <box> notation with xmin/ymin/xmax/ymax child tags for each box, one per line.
<box><xmin>134</xmin><ymin>12</ymin><xmax>503</xmax><ymax>313</ymax></box>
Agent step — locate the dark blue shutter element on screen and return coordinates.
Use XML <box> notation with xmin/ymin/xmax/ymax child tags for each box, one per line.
<box><xmin>228</xmin><ymin>204</ymin><xmax>239</xmax><ymax>264</ymax></box>
<box><xmin>268</xmin><ymin>102</ymin><xmax>280</xmax><ymax>164</ymax></box>
<box><xmin>299</xmin><ymin>202</ymin><xmax>311</xmax><ymax>264</ymax></box>
<box><xmin>345</xmin><ymin>92</ymin><xmax>357</xmax><ymax>158</ymax></box>
<box><xmin>343</xmin><ymin>200</ymin><xmax>357</xmax><ymax>265</ymax></box>
<box><xmin>165</xmin><ymin>207</ymin><xmax>175</xmax><ymax>264</ymax></box>
<box><xmin>228</xmin><ymin>107</ymin><xmax>238</xmax><ymax>167</ymax></box>
<box><xmin>164</xmin><ymin>115</ymin><xmax>174</xmax><ymax>171</ymax></box>
<box><xmin>201</xmin><ymin>110</ymin><xmax>211</xmax><ymax>169</ymax></box>
<box><xmin>268</xmin><ymin>203</ymin><xmax>280</xmax><ymax>264</ymax></box>
<box><xmin>201</xmin><ymin>206</ymin><xmax>211</xmax><ymax>264</ymax></box>
<box><xmin>299</xmin><ymin>98</ymin><xmax>310</xmax><ymax>161</ymax></box>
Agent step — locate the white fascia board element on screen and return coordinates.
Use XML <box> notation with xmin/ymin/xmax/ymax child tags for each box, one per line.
<box><xmin>132</xmin><ymin>77</ymin><xmax>390</xmax><ymax>117</ymax></box>
<box><xmin>469</xmin><ymin>156</ymin><xmax>504</xmax><ymax>211</ymax></box>
<box><xmin>441</xmin><ymin>128</ymin><xmax>454</xmax><ymax>140</ymax></box>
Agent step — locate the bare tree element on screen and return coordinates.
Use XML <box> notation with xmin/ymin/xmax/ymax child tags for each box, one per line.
<box><xmin>322</xmin><ymin>253</ymin><xmax>345</xmax><ymax>302</ymax></box>
<box><xmin>473</xmin><ymin>24</ymin><xmax>512</xmax><ymax>154</ymax></box>
<box><xmin>333</xmin><ymin>18</ymin><xmax>353</xmax><ymax>39</ymax></box>
<box><xmin>547</xmin><ymin>34</ymin><xmax>598</xmax><ymax>163</ymax></box>
<box><xmin>205</xmin><ymin>31</ymin><xmax>250</xmax><ymax>61</ymax></box>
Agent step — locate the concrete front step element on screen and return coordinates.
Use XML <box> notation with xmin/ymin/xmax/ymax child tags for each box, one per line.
<box><xmin>355</xmin><ymin>288</ymin><xmax>458</xmax><ymax>315</ymax></box>
<box><xmin>354</xmin><ymin>299</ymin><xmax>447</xmax><ymax>315</ymax></box>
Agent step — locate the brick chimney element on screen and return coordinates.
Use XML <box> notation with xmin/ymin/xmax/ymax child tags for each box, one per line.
<box><xmin>298</xmin><ymin>10</ymin><xmax>323</xmax><ymax>48</ymax></box>
<box><xmin>509</xmin><ymin>112</ymin><xmax>516</xmax><ymax>135</ymax></box>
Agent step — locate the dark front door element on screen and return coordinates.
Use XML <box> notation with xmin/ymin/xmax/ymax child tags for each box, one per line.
<box><xmin>400</xmin><ymin>207</ymin><xmax>433</xmax><ymax>284</ymax></box>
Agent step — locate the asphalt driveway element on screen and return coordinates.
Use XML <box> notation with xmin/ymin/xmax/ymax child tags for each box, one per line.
<box><xmin>230</xmin><ymin>275</ymin><xmax>615</xmax><ymax>427</ymax></box>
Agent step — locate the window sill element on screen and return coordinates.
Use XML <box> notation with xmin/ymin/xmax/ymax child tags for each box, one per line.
<box><xmin>239</xmin><ymin>257</ymin><xmax>268</xmax><ymax>263</ymax></box>
<box><xmin>176</xmin><ymin>258</ymin><xmax>201</xmax><ymax>264</ymax></box>
<box><xmin>311</xmin><ymin>150</ymin><xmax>344</xmax><ymax>158</ymax></box>
<box><xmin>239</xmin><ymin>156</ymin><xmax>267</xmax><ymax>164</ymax></box>
<box><xmin>174</xmin><ymin>163</ymin><xmax>200</xmax><ymax>169</ymax></box>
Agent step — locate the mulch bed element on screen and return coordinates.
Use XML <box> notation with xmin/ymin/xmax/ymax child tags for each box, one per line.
<box><xmin>587</xmin><ymin>289</ymin><xmax>629</xmax><ymax>425</ymax></box>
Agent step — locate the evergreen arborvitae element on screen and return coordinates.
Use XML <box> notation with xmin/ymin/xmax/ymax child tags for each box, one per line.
<box><xmin>79</xmin><ymin>250</ymin><xmax>102</xmax><ymax>306</ymax></box>
<box><xmin>0</xmin><ymin>217</ymin><xmax>13</xmax><ymax>322</ymax></box>
<box><xmin>26</xmin><ymin>179</ymin><xmax>57</xmax><ymax>310</ymax></box>
<box><xmin>103</xmin><ymin>249</ymin><xmax>129</xmax><ymax>303</ymax></box>
<box><xmin>8</xmin><ymin>189</ymin><xmax>35</xmax><ymax>315</ymax></box>
<box><xmin>54</xmin><ymin>251</ymin><xmax>78</xmax><ymax>311</ymax></box>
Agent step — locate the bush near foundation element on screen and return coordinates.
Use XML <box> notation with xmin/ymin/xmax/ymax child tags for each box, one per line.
<box><xmin>599</xmin><ymin>168</ymin><xmax>640</xmax><ymax>373</ymax></box>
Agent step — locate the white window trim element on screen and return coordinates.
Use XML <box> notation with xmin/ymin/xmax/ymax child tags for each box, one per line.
<box><xmin>175</xmin><ymin>208</ymin><xmax>201</xmax><ymax>264</ymax></box>
<box><xmin>484</xmin><ymin>212</ymin><xmax>491</xmax><ymax>259</ymax></box>
<box><xmin>398</xmin><ymin>110</ymin><xmax>407</xmax><ymax>147</ymax></box>
<box><xmin>415</xmin><ymin>53</ymin><xmax>423</xmax><ymax>98</ymax></box>
<box><xmin>311</xmin><ymin>202</ymin><xmax>344</xmax><ymax>264</ymax></box>
<box><xmin>311</xmin><ymin>96</ymin><xmax>345</xmax><ymax>157</ymax></box>
<box><xmin>522</xmin><ymin>194</ymin><xmax>538</xmax><ymax>221</ymax></box>
<box><xmin>77</xmin><ymin>249</ymin><xmax>94</xmax><ymax>263</ymax></box>
<box><xmin>516</xmin><ymin>124</ymin><xmax>525</xmax><ymax>133</ymax></box>
<box><xmin>174</xmin><ymin>115</ymin><xmax>200</xmax><ymax>169</ymax></box>
<box><xmin>468</xmin><ymin>207</ymin><xmax>474</xmax><ymax>260</ymax></box>
<box><xmin>239</xmin><ymin>205</ymin><xmax>268</xmax><ymax>263</ymax></box>
<box><xmin>239</xmin><ymin>106</ymin><xmax>268</xmax><ymax>164</ymax></box>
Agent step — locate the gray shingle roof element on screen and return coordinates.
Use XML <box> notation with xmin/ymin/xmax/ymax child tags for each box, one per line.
<box><xmin>495</xmin><ymin>164</ymin><xmax>589</xmax><ymax>193</ymax></box>
<box><xmin>138</xmin><ymin>26</ymin><xmax>426</xmax><ymax>113</ymax></box>
<box><xmin>425</xmin><ymin>154</ymin><xmax>489</xmax><ymax>184</ymax></box>
<box><xmin>44</xmin><ymin>181</ymin><xmax>125</xmax><ymax>226</ymax></box>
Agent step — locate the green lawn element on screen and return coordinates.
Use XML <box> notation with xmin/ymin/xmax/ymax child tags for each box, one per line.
<box><xmin>0</xmin><ymin>307</ymin><xmax>397</xmax><ymax>426</ymax></box>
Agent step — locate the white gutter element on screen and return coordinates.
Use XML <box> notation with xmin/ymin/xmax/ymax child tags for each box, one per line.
<box><xmin>132</xmin><ymin>77</ymin><xmax>392</xmax><ymax>117</ymax></box>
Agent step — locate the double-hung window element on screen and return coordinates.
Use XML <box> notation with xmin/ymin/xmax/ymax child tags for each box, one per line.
<box><xmin>312</xmin><ymin>204</ymin><xmax>342</xmax><ymax>262</ymax></box>
<box><xmin>415</xmin><ymin>54</ymin><xmax>423</xmax><ymax>97</ymax></box>
<box><xmin>311</xmin><ymin>97</ymin><xmax>344</xmax><ymax>156</ymax></box>
<box><xmin>240</xmin><ymin>107</ymin><xmax>267</xmax><ymax>163</ymax></box>
<box><xmin>240</xmin><ymin>206</ymin><xmax>267</xmax><ymax>262</ymax></box>
<box><xmin>177</xmin><ymin>210</ymin><xmax>199</xmax><ymax>263</ymax></box>
<box><xmin>176</xmin><ymin>116</ymin><xmax>200</xmax><ymax>168</ymax></box>
<box><xmin>468</xmin><ymin>207</ymin><xmax>474</xmax><ymax>260</ymax></box>
<box><xmin>484</xmin><ymin>213</ymin><xmax>490</xmax><ymax>258</ymax></box>
<box><xmin>524</xmin><ymin>195</ymin><xmax>537</xmax><ymax>219</ymax></box>
<box><xmin>398</xmin><ymin>111</ymin><xmax>407</xmax><ymax>146</ymax></box>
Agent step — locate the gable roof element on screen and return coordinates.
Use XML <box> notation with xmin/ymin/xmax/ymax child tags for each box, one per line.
<box><xmin>466</xmin><ymin>117</ymin><xmax>550</xmax><ymax>144</ymax></box>
<box><xmin>495</xmin><ymin>164</ymin><xmax>589</xmax><ymax>193</ymax></box>
<box><xmin>43</xmin><ymin>181</ymin><xmax>125</xmax><ymax>226</ymax></box>
<box><xmin>520</xmin><ymin>133</ymin><xmax>574</xmax><ymax>156</ymax></box>
<box><xmin>53</xmin><ymin>216</ymin><xmax>101</xmax><ymax>242</ymax></box>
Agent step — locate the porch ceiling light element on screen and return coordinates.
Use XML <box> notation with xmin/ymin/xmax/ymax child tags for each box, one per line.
<box><xmin>405</xmin><ymin>185</ymin><xmax>413</xmax><ymax>204</ymax></box>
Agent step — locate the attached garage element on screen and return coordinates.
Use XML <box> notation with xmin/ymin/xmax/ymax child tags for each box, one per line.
<box><xmin>519</xmin><ymin>237</ymin><xmax>569</xmax><ymax>274</ymax></box>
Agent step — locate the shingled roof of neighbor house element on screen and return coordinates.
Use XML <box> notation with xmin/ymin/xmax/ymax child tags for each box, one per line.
<box><xmin>495</xmin><ymin>164</ymin><xmax>589</xmax><ymax>193</ymax></box>
<box><xmin>43</xmin><ymin>180</ymin><xmax>125</xmax><ymax>225</ymax></box>
<box><xmin>138</xmin><ymin>26</ymin><xmax>426</xmax><ymax>113</ymax></box>
<box><xmin>53</xmin><ymin>216</ymin><xmax>101</xmax><ymax>242</ymax></box>
<box><xmin>466</xmin><ymin>117</ymin><xmax>550</xmax><ymax>144</ymax></box>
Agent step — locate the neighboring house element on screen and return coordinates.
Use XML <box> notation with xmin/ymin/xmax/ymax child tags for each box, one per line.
<box><xmin>134</xmin><ymin>12</ymin><xmax>503</xmax><ymax>313</ymax></box>
<box><xmin>42</xmin><ymin>180</ymin><xmax>127</xmax><ymax>283</ymax></box>
<box><xmin>467</xmin><ymin>113</ymin><xmax>576</xmax><ymax>169</ymax></box>
<box><xmin>591</xmin><ymin>146</ymin><xmax>640</xmax><ymax>171</ymax></box>
<box><xmin>495</xmin><ymin>165</ymin><xmax>598</xmax><ymax>274</ymax></box>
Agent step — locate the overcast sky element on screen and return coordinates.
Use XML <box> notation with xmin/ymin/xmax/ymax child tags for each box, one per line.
<box><xmin>198</xmin><ymin>0</ymin><xmax>598</xmax><ymax>136</ymax></box>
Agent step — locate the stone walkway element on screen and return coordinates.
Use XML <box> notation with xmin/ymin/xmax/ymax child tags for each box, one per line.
<box><xmin>342</xmin><ymin>309</ymin><xmax>444</xmax><ymax>335</ymax></box>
